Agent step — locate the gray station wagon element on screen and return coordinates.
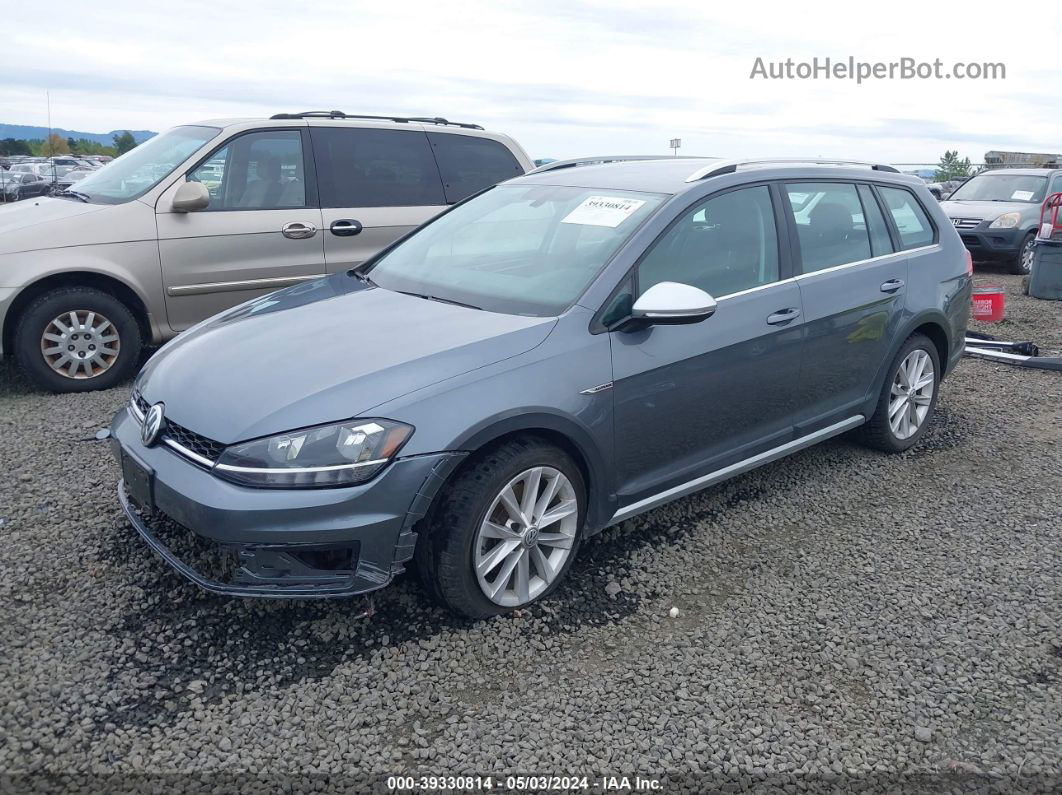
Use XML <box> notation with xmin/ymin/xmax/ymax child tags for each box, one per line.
<box><xmin>110</xmin><ymin>156</ymin><xmax>972</xmax><ymax>618</ymax></box>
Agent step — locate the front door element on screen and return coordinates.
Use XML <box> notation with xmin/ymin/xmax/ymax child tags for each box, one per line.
<box><xmin>157</xmin><ymin>129</ymin><xmax>325</xmax><ymax>331</ymax></box>
<box><xmin>610</xmin><ymin>184</ymin><xmax>804</xmax><ymax>507</ymax></box>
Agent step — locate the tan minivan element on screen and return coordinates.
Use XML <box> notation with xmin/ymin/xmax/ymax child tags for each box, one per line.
<box><xmin>0</xmin><ymin>112</ymin><xmax>533</xmax><ymax>391</ymax></box>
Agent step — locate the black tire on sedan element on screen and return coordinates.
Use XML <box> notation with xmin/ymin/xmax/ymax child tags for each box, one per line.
<box><xmin>415</xmin><ymin>437</ymin><xmax>585</xmax><ymax>618</ymax></box>
<box><xmin>858</xmin><ymin>333</ymin><xmax>940</xmax><ymax>454</ymax></box>
<box><xmin>13</xmin><ymin>286</ymin><xmax>142</xmax><ymax>393</ymax></box>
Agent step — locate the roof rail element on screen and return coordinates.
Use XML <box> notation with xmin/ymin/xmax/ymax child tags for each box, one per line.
<box><xmin>686</xmin><ymin>158</ymin><xmax>900</xmax><ymax>182</ymax></box>
<box><xmin>268</xmin><ymin>111</ymin><xmax>483</xmax><ymax>130</ymax></box>
<box><xmin>529</xmin><ymin>155</ymin><xmax>701</xmax><ymax>175</ymax></box>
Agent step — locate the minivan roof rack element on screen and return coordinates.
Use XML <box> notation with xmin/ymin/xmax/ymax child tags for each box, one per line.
<box><xmin>686</xmin><ymin>158</ymin><xmax>900</xmax><ymax>182</ymax></box>
<box><xmin>529</xmin><ymin>155</ymin><xmax>701</xmax><ymax>174</ymax></box>
<box><xmin>268</xmin><ymin>111</ymin><xmax>484</xmax><ymax>130</ymax></box>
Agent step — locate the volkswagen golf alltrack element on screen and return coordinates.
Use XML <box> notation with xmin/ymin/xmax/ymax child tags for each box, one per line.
<box><xmin>111</xmin><ymin>156</ymin><xmax>972</xmax><ymax>618</ymax></box>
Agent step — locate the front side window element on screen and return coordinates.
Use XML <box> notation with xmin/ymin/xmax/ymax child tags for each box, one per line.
<box><xmin>637</xmin><ymin>185</ymin><xmax>779</xmax><ymax>298</ymax></box>
<box><xmin>879</xmin><ymin>186</ymin><xmax>935</xmax><ymax>250</ymax></box>
<box><xmin>787</xmin><ymin>182</ymin><xmax>872</xmax><ymax>272</ymax></box>
<box><xmin>428</xmin><ymin>133</ymin><xmax>525</xmax><ymax>203</ymax></box>
<box><xmin>68</xmin><ymin>125</ymin><xmax>220</xmax><ymax>204</ymax></box>
<box><xmin>365</xmin><ymin>184</ymin><xmax>664</xmax><ymax>316</ymax></box>
<box><xmin>311</xmin><ymin>128</ymin><xmax>445</xmax><ymax>208</ymax></box>
<box><xmin>189</xmin><ymin>130</ymin><xmax>306</xmax><ymax>210</ymax></box>
<box><xmin>947</xmin><ymin>173</ymin><xmax>1048</xmax><ymax>203</ymax></box>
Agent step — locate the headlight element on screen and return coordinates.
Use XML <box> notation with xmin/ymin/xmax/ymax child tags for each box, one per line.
<box><xmin>989</xmin><ymin>212</ymin><xmax>1021</xmax><ymax>229</ymax></box>
<box><xmin>214</xmin><ymin>419</ymin><xmax>413</xmax><ymax>488</ymax></box>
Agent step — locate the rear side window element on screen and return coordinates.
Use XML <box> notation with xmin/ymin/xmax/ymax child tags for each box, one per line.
<box><xmin>878</xmin><ymin>186</ymin><xmax>936</xmax><ymax>250</ymax></box>
<box><xmin>857</xmin><ymin>184</ymin><xmax>894</xmax><ymax>257</ymax></box>
<box><xmin>311</xmin><ymin>128</ymin><xmax>445</xmax><ymax>208</ymax></box>
<box><xmin>428</xmin><ymin>133</ymin><xmax>525</xmax><ymax>204</ymax></box>
<box><xmin>786</xmin><ymin>182</ymin><xmax>872</xmax><ymax>272</ymax></box>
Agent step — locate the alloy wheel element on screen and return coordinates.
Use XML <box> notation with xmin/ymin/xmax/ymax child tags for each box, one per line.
<box><xmin>888</xmin><ymin>349</ymin><xmax>935</xmax><ymax>440</ymax></box>
<box><xmin>40</xmin><ymin>310</ymin><xmax>121</xmax><ymax>379</ymax></box>
<box><xmin>1021</xmin><ymin>239</ymin><xmax>1035</xmax><ymax>273</ymax></box>
<box><xmin>473</xmin><ymin>466</ymin><xmax>579</xmax><ymax>607</ymax></box>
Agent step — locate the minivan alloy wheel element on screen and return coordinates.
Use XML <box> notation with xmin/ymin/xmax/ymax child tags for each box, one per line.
<box><xmin>40</xmin><ymin>309</ymin><xmax>121</xmax><ymax>379</ymax></box>
<box><xmin>889</xmin><ymin>349</ymin><xmax>935</xmax><ymax>440</ymax></box>
<box><xmin>474</xmin><ymin>466</ymin><xmax>579</xmax><ymax>607</ymax></box>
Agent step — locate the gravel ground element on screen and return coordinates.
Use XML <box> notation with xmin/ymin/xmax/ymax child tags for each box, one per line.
<box><xmin>1</xmin><ymin>268</ymin><xmax>1060</xmax><ymax>794</ymax></box>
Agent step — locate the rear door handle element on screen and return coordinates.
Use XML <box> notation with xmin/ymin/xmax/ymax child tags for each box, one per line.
<box><xmin>330</xmin><ymin>219</ymin><xmax>363</xmax><ymax>237</ymax></box>
<box><xmin>880</xmin><ymin>279</ymin><xmax>905</xmax><ymax>293</ymax></box>
<box><xmin>281</xmin><ymin>221</ymin><xmax>317</xmax><ymax>240</ymax></box>
<box><xmin>766</xmin><ymin>308</ymin><xmax>801</xmax><ymax>326</ymax></box>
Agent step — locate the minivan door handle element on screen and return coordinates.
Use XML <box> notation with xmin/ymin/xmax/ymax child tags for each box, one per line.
<box><xmin>766</xmin><ymin>307</ymin><xmax>801</xmax><ymax>326</ymax></box>
<box><xmin>880</xmin><ymin>278</ymin><xmax>905</xmax><ymax>293</ymax></box>
<box><xmin>281</xmin><ymin>221</ymin><xmax>317</xmax><ymax>240</ymax></box>
<box><xmin>330</xmin><ymin>219</ymin><xmax>363</xmax><ymax>237</ymax></box>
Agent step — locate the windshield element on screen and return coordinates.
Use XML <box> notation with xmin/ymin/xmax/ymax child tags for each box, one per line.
<box><xmin>69</xmin><ymin>125</ymin><xmax>220</xmax><ymax>204</ymax></box>
<box><xmin>364</xmin><ymin>184</ymin><xmax>665</xmax><ymax>316</ymax></box>
<box><xmin>948</xmin><ymin>173</ymin><xmax>1048</xmax><ymax>203</ymax></box>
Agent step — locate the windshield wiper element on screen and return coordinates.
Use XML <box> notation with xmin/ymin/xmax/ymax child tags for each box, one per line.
<box><xmin>350</xmin><ymin>268</ymin><xmax>376</xmax><ymax>287</ymax></box>
<box><xmin>53</xmin><ymin>189</ymin><xmax>90</xmax><ymax>203</ymax></box>
<box><xmin>395</xmin><ymin>290</ymin><xmax>482</xmax><ymax>310</ymax></box>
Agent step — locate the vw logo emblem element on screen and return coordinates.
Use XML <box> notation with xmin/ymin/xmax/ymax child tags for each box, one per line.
<box><xmin>523</xmin><ymin>526</ymin><xmax>540</xmax><ymax>549</ymax></box>
<box><xmin>141</xmin><ymin>402</ymin><xmax>165</xmax><ymax>447</ymax></box>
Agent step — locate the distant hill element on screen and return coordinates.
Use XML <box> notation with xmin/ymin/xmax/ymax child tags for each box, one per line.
<box><xmin>0</xmin><ymin>123</ymin><xmax>156</xmax><ymax>145</ymax></box>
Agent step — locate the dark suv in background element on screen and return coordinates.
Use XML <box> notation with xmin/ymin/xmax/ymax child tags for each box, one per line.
<box><xmin>112</xmin><ymin>156</ymin><xmax>972</xmax><ymax>618</ymax></box>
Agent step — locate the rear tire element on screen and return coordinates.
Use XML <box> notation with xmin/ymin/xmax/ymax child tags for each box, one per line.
<box><xmin>858</xmin><ymin>333</ymin><xmax>941</xmax><ymax>454</ymax></box>
<box><xmin>1008</xmin><ymin>231</ymin><xmax>1035</xmax><ymax>275</ymax></box>
<box><xmin>415</xmin><ymin>437</ymin><xmax>586</xmax><ymax>619</ymax></box>
<box><xmin>13</xmin><ymin>287</ymin><xmax>142</xmax><ymax>393</ymax></box>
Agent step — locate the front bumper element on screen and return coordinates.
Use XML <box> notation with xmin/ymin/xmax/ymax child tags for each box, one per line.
<box><xmin>111</xmin><ymin>406</ymin><xmax>464</xmax><ymax>598</ymax></box>
<box><xmin>953</xmin><ymin>224</ymin><xmax>1025</xmax><ymax>259</ymax></box>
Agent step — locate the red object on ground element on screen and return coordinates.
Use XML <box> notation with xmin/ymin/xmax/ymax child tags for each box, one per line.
<box><xmin>972</xmin><ymin>284</ymin><xmax>1005</xmax><ymax>323</ymax></box>
<box><xmin>1039</xmin><ymin>192</ymin><xmax>1062</xmax><ymax>239</ymax></box>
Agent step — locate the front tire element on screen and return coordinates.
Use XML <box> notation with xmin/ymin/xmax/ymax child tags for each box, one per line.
<box><xmin>1009</xmin><ymin>231</ymin><xmax>1035</xmax><ymax>275</ymax></box>
<box><xmin>415</xmin><ymin>437</ymin><xmax>586</xmax><ymax>619</ymax></box>
<box><xmin>13</xmin><ymin>286</ymin><xmax>142</xmax><ymax>393</ymax></box>
<box><xmin>858</xmin><ymin>333</ymin><xmax>941</xmax><ymax>453</ymax></box>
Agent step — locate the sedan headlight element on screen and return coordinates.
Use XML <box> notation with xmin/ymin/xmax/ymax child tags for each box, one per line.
<box><xmin>989</xmin><ymin>212</ymin><xmax>1021</xmax><ymax>229</ymax></box>
<box><xmin>214</xmin><ymin>419</ymin><xmax>413</xmax><ymax>488</ymax></box>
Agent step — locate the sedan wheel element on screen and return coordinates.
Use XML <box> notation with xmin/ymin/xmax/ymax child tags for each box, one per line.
<box><xmin>40</xmin><ymin>309</ymin><xmax>121</xmax><ymax>379</ymax></box>
<box><xmin>474</xmin><ymin>466</ymin><xmax>579</xmax><ymax>607</ymax></box>
<box><xmin>888</xmin><ymin>349</ymin><xmax>935</xmax><ymax>441</ymax></box>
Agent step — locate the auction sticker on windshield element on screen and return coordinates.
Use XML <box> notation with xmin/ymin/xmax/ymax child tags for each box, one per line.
<box><xmin>1011</xmin><ymin>190</ymin><xmax>1035</xmax><ymax>201</ymax></box>
<box><xmin>562</xmin><ymin>196</ymin><xmax>646</xmax><ymax>227</ymax></box>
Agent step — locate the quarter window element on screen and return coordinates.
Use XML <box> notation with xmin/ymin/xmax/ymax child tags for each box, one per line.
<box><xmin>636</xmin><ymin>186</ymin><xmax>780</xmax><ymax>298</ymax></box>
<box><xmin>311</xmin><ymin>128</ymin><xmax>445</xmax><ymax>208</ymax></box>
<box><xmin>189</xmin><ymin>130</ymin><xmax>306</xmax><ymax>210</ymax></box>
<box><xmin>428</xmin><ymin>133</ymin><xmax>525</xmax><ymax>204</ymax></box>
<box><xmin>786</xmin><ymin>182</ymin><xmax>872</xmax><ymax>272</ymax></box>
<box><xmin>878</xmin><ymin>187</ymin><xmax>935</xmax><ymax>250</ymax></box>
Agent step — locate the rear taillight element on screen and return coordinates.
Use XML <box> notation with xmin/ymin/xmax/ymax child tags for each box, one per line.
<box><xmin>965</xmin><ymin>249</ymin><xmax>973</xmax><ymax>275</ymax></box>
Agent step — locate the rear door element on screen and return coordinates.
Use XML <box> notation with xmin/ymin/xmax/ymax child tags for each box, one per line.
<box><xmin>786</xmin><ymin>181</ymin><xmax>913</xmax><ymax>428</ymax></box>
<box><xmin>311</xmin><ymin>126</ymin><xmax>447</xmax><ymax>272</ymax></box>
<box><xmin>157</xmin><ymin>128</ymin><xmax>325</xmax><ymax>331</ymax></box>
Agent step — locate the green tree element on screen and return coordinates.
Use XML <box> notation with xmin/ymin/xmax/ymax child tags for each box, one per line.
<box><xmin>934</xmin><ymin>150</ymin><xmax>972</xmax><ymax>182</ymax></box>
<box><xmin>0</xmin><ymin>138</ymin><xmax>32</xmax><ymax>156</ymax></box>
<box><xmin>42</xmin><ymin>133</ymin><xmax>70</xmax><ymax>156</ymax></box>
<box><xmin>112</xmin><ymin>130</ymin><xmax>137</xmax><ymax>155</ymax></box>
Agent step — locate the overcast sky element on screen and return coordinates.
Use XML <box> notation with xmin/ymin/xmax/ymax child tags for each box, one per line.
<box><xmin>3</xmin><ymin>0</ymin><xmax>1060</xmax><ymax>165</ymax></box>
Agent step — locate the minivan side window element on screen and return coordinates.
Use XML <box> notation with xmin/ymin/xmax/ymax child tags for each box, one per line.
<box><xmin>190</xmin><ymin>130</ymin><xmax>306</xmax><ymax>211</ymax></box>
<box><xmin>311</xmin><ymin>128</ymin><xmax>445</xmax><ymax>208</ymax></box>
<box><xmin>786</xmin><ymin>182</ymin><xmax>872</xmax><ymax>272</ymax></box>
<box><xmin>428</xmin><ymin>133</ymin><xmax>525</xmax><ymax>204</ymax></box>
<box><xmin>637</xmin><ymin>185</ymin><xmax>780</xmax><ymax>298</ymax></box>
<box><xmin>878</xmin><ymin>186</ymin><xmax>936</xmax><ymax>250</ymax></box>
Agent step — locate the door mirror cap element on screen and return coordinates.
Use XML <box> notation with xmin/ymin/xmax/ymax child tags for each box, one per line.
<box><xmin>172</xmin><ymin>180</ymin><xmax>210</xmax><ymax>212</ymax></box>
<box><xmin>628</xmin><ymin>281</ymin><xmax>717</xmax><ymax>327</ymax></box>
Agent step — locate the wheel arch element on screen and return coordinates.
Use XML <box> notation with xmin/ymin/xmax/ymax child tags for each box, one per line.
<box><xmin>864</xmin><ymin>311</ymin><xmax>953</xmax><ymax>418</ymax></box>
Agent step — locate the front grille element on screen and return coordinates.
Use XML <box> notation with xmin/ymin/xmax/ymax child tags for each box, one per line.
<box><xmin>951</xmin><ymin>217</ymin><xmax>982</xmax><ymax>230</ymax></box>
<box><xmin>130</xmin><ymin>388</ymin><xmax>226</xmax><ymax>466</ymax></box>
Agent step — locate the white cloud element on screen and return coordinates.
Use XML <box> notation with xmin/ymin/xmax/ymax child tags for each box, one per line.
<box><xmin>2</xmin><ymin>0</ymin><xmax>1060</xmax><ymax>165</ymax></box>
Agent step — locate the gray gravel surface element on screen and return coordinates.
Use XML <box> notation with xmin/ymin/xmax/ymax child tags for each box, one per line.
<box><xmin>1</xmin><ymin>269</ymin><xmax>1059</xmax><ymax>794</ymax></box>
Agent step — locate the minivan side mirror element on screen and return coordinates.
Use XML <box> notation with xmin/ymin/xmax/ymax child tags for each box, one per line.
<box><xmin>624</xmin><ymin>281</ymin><xmax>717</xmax><ymax>328</ymax></box>
<box><xmin>172</xmin><ymin>180</ymin><xmax>210</xmax><ymax>212</ymax></box>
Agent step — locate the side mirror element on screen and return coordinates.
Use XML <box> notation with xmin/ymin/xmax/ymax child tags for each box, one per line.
<box><xmin>626</xmin><ymin>281</ymin><xmax>717</xmax><ymax>328</ymax></box>
<box><xmin>172</xmin><ymin>180</ymin><xmax>210</xmax><ymax>212</ymax></box>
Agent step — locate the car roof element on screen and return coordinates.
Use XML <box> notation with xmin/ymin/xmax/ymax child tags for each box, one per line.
<box><xmin>973</xmin><ymin>168</ymin><xmax>1061</xmax><ymax>176</ymax></box>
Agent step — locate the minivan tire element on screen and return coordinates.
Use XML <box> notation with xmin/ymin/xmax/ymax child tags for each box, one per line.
<box><xmin>14</xmin><ymin>287</ymin><xmax>142</xmax><ymax>393</ymax></box>
<box><xmin>1009</xmin><ymin>231</ymin><xmax>1036</xmax><ymax>275</ymax></box>
<box><xmin>858</xmin><ymin>333</ymin><xmax>941</xmax><ymax>454</ymax></box>
<box><xmin>415</xmin><ymin>437</ymin><xmax>586</xmax><ymax>619</ymax></box>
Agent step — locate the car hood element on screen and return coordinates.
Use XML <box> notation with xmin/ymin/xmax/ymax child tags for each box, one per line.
<box><xmin>0</xmin><ymin>197</ymin><xmax>112</xmax><ymax>255</ymax></box>
<box><xmin>138</xmin><ymin>274</ymin><xmax>557</xmax><ymax>444</ymax></box>
<box><xmin>940</xmin><ymin>199</ymin><xmax>1035</xmax><ymax>221</ymax></box>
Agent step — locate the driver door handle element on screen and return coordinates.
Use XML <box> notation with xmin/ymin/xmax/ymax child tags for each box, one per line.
<box><xmin>281</xmin><ymin>221</ymin><xmax>317</xmax><ymax>240</ymax></box>
<box><xmin>766</xmin><ymin>307</ymin><xmax>801</xmax><ymax>326</ymax></box>
<box><xmin>880</xmin><ymin>278</ymin><xmax>905</xmax><ymax>293</ymax></box>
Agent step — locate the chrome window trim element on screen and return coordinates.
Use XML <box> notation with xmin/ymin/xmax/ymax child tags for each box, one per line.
<box><xmin>213</xmin><ymin>458</ymin><xmax>388</xmax><ymax>475</ymax></box>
